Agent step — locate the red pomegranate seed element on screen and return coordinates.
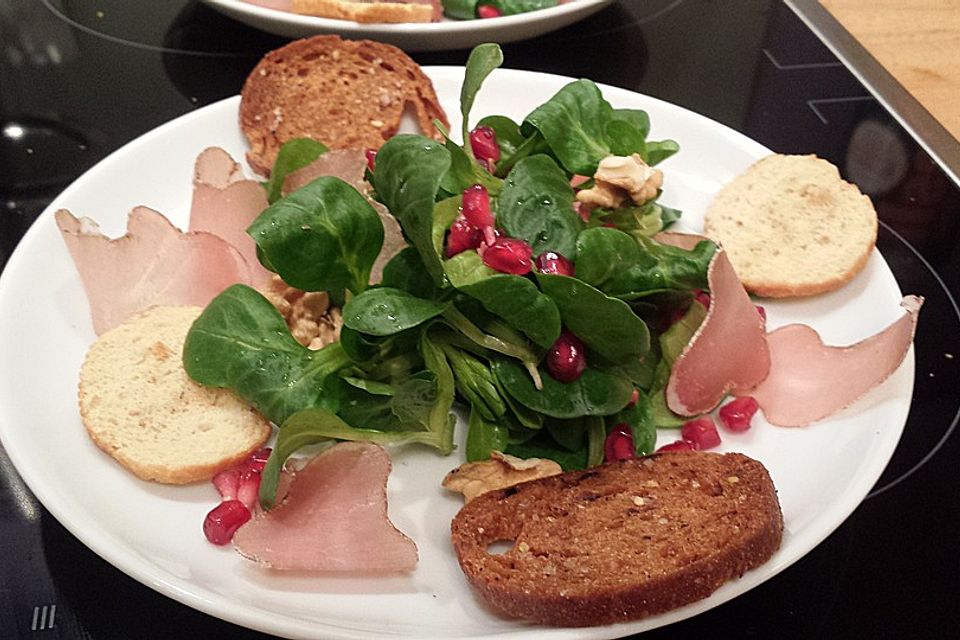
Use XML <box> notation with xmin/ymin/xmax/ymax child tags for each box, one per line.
<box><xmin>694</xmin><ymin>289</ymin><xmax>711</xmax><ymax>310</ymax></box>
<box><xmin>212</xmin><ymin>468</ymin><xmax>240</xmax><ymax>501</ymax></box>
<box><xmin>364</xmin><ymin>148</ymin><xmax>377</xmax><ymax>172</ymax></box>
<box><xmin>546</xmin><ymin>330</ymin><xmax>587</xmax><ymax>383</ymax></box>
<box><xmin>203</xmin><ymin>500</ymin><xmax>251</xmax><ymax>545</ymax></box>
<box><xmin>570</xmin><ymin>174</ymin><xmax>590</xmax><ymax>188</ymax></box>
<box><xmin>461</xmin><ymin>184</ymin><xmax>496</xmax><ymax>245</ymax></box>
<box><xmin>681</xmin><ymin>416</ymin><xmax>721</xmax><ymax>450</ymax></box>
<box><xmin>604</xmin><ymin>423</ymin><xmax>635</xmax><ymax>462</ymax></box>
<box><xmin>481</xmin><ymin>236</ymin><xmax>532</xmax><ymax>274</ymax></box>
<box><xmin>626</xmin><ymin>388</ymin><xmax>640</xmax><ymax>408</ymax></box>
<box><xmin>247</xmin><ymin>447</ymin><xmax>272</xmax><ymax>472</ymax></box>
<box><xmin>477</xmin><ymin>4</ymin><xmax>502</xmax><ymax>18</ymax></box>
<box><xmin>469</xmin><ymin>125</ymin><xmax>500</xmax><ymax>164</ymax></box>
<box><xmin>446</xmin><ymin>215</ymin><xmax>483</xmax><ymax>257</ymax></box>
<box><xmin>718</xmin><ymin>396</ymin><xmax>759</xmax><ymax>432</ymax></box>
<box><xmin>756</xmin><ymin>305</ymin><xmax>767</xmax><ymax>323</ymax></box>
<box><xmin>236</xmin><ymin>469</ymin><xmax>262</xmax><ymax>510</ymax></box>
<box><xmin>656</xmin><ymin>439</ymin><xmax>696</xmax><ymax>453</ymax></box>
<box><xmin>534</xmin><ymin>251</ymin><xmax>574</xmax><ymax>276</ymax></box>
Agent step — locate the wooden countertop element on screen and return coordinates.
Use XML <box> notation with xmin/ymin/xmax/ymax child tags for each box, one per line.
<box><xmin>820</xmin><ymin>0</ymin><xmax>960</xmax><ymax>142</ymax></box>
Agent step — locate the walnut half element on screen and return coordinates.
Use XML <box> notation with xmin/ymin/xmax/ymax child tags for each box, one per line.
<box><xmin>442</xmin><ymin>451</ymin><xmax>563</xmax><ymax>502</ymax></box>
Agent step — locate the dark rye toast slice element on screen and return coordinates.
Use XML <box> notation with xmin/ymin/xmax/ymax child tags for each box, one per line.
<box><xmin>450</xmin><ymin>451</ymin><xmax>783</xmax><ymax>627</ymax></box>
<box><xmin>239</xmin><ymin>35</ymin><xmax>448</xmax><ymax>177</ymax></box>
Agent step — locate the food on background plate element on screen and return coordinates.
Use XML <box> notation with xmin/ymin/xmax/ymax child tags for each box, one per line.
<box><xmin>450</xmin><ymin>451</ymin><xmax>783</xmax><ymax>626</ymax></box>
<box><xmin>239</xmin><ymin>35</ymin><xmax>448</xmax><ymax>176</ymax></box>
<box><xmin>241</xmin><ymin>0</ymin><xmax>559</xmax><ymax>22</ymax></box>
<box><xmin>234</xmin><ymin>441</ymin><xmax>419</xmax><ymax>572</ymax></box>
<box><xmin>703</xmin><ymin>154</ymin><xmax>878</xmax><ymax>298</ymax></box>
<box><xmin>78</xmin><ymin>305</ymin><xmax>271</xmax><ymax>484</ymax></box>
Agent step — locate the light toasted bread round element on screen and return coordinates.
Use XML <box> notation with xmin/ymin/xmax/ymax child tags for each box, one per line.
<box><xmin>451</xmin><ymin>452</ymin><xmax>783</xmax><ymax>627</ymax></box>
<box><xmin>239</xmin><ymin>35</ymin><xmax>448</xmax><ymax>177</ymax></box>
<box><xmin>703</xmin><ymin>154</ymin><xmax>878</xmax><ymax>298</ymax></box>
<box><xmin>291</xmin><ymin>0</ymin><xmax>436</xmax><ymax>24</ymax></box>
<box><xmin>78</xmin><ymin>306</ymin><xmax>271</xmax><ymax>485</ymax></box>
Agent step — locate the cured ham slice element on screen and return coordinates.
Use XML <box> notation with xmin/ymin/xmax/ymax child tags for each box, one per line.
<box><xmin>56</xmin><ymin>207</ymin><xmax>252</xmax><ymax>335</ymax></box>
<box><xmin>282</xmin><ymin>149</ymin><xmax>405</xmax><ymax>284</ymax></box>
<box><xmin>666</xmin><ymin>249</ymin><xmax>771</xmax><ymax>416</ymax></box>
<box><xmin>233</xmin><ymin>442</ymin><xmax>418</xmax><ymax>573</ymax></box>
<box><xmin>745</xmin><ymin>295</ymin><xmax>923</xmax><ymax>427</ymax></box>
<box><xmin>189</xmin><ymin>147</ymin><xmax>273</xmax><ymax>289</ymax></box>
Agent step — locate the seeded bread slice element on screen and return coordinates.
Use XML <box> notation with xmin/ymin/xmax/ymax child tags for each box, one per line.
<box><xmin>450</xmin><ymin>451</ymin><xmax>783</xmax><ymax>627</ymax></box>
<box><xmin>239</xmin><ymin>35</ymin><xmax>448</xmax><ymax>176</ymax></box>
<box><xmin>703</xmin><ymin>154</ymin><xmax>877</xmax><ymax>298</ymax></box>
<box><xmin>78</xmin><ymin>306</ymin><xmax>271</xmax><ymax>484</ymax></box>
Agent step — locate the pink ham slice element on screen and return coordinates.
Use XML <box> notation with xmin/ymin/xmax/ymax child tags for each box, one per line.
<box><xmin>666</xmin><ymin>247</ymin><xmax>771</xmax><ymax>416</ymax></box>
<box><xmin>56</xmin><ymin>207</ymin><xmax>252</xmax><ymax>335</ymax></box>
<box><xmin>233</xmin><ymin>441</ymin><xmax>418</xmax><ymax>573</ymax></box>
<box><xmin>745</xmin><ymin>295</ymin><xmax>923</xmax><ymax>427</ymax></box>
<box><xmin>283</xmin><ymin>149</ymin><xmax>405</xmax><ymax>284</ymax></box>
<box><xmin>189</xmin><ymin>147</ymin><xmax>273</xmax><ymax>290</ymax></box>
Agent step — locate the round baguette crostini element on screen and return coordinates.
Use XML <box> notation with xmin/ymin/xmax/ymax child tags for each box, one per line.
<box><xmin>450</xmin><ymin>451</ymin><xmax>784</xmax><ymax>626</ymax></box>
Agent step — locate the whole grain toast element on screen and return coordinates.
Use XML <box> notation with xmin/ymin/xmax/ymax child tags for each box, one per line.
<box><xmin>79</xmin><ymin>305</ymin><xmax>271</xmax><ymax>484</ymax></box>
<box><xmin>703</xmin><ymin>154</ymin><xmax>877</xmax><ymax>298</ymax></box>
<box><xmin>239</xmin><ymin>35</ymin><xmax>448</xmax><ymax>176</ymax></box>
<box><xmin>450</xmin><ymin>451</ymin><xmax>783</xmax><ymax>627</ymax></box>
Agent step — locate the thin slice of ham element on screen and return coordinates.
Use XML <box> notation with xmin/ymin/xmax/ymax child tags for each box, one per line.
<box><xmin>189</xmin><ymin>147</ymin><xmax>274</xmax><ymax>290</ymax></box>
<box><xmin>56</xmin><ymin>207</ymin><xmax>252</xmax><ymax>335</ymax></box>
<box><xmin>745</xmin><ymin>295</ymin><xmax>923</xmax><ymax>427</ymax></box>
<box><xmin>666</xmin><ymin>247</ymin><xmax>771</xmax><ymax>416</ymax></box>
<box><xmin>282</xmin><ymin>149</ymin><xmax>405</xmax><ymax>283</ymax></box>
<box><xmin>233</xmin><ymin>442</ymin><xmax>418</xmax><ymax>573</ymax></box>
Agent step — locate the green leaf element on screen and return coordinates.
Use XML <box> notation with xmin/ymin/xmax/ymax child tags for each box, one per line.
<box><xmin>609</xmin><ymin>391</ymin><xmax>657</xmax><ymax>456</ymax></box>
<box><xmin>372</xmin><ymin>135</ymin><xmax>452</xmax><ymax>287</ymax></box>
<box><xmin>442</xmin><ymin>0</ymin><xmax>479</xmax><ymax>21</ymax></box>
<box><xmin>574</xmin><ymin>227</ymin><xmax>643</xmax><ymax>289</ymax></box>
<box><xmin>491</xmin><ymin>0</ymin><xmax>557</xmax><ymax>15</ymax></box>
<box><xmin>604</xmin><ymin>237</ymin><xmax>717</xmax><ymax>299</ymax></box>
<box><xmin>182</xmin><ymin>284</ymin><xmax>351</xmax><ymax>426</ymax></box>
<box><xmin>461</xmin><ymin>44</ymin><xmax>504</xmax><ymax>146</ymax></box>
<box><xmin>445</xmin><ymin>251</ymin><xmax>561</xmax><ymax>349</ymax></box>
<box><xmin>492</xmin><ymin>358</ymin><xmax>634</xmax><ymax>419</ymax></box>
<box><xmin>465</xmin><ymin>407</ymin><xmax>510</xmax><ymax>462</ymax></box>
<box><xmin>537</xmin><ymin>273</ymin><xmax>651</xmax><ymax>363</ymax></box>
<box><xmin>265</xmin><ymin>138</ymin><xmax>328</xmax><ymax>203</ymax></box>
<box><xmin>342</xmin><ymin>288</ymin><xmax>446</xmax><ymax>336</ymax></box>
<box><xmin>419</xmin><ymin>330</ymin><xmax>458</xmax><ymax>451</ymax></box>
<box><xmin>498</xmin><ymin>155</ymin><xmax>582</xmax><ymax>257</ymax></box>
<box><xmin>505</xmin><ymin>430</ymin><xmax>588</xmax><ymax>471</ymax></box>
<box><xmin>441</xmin><ymin>344</ymin><xmax>506</xmax><ymax>422</ymax></box>
<box><xmin>248</xmin><ymin>176</ymin><xmax>383</xmax><ymax>295</ymax></box>
<box><xmin>381</xmin><ymin>247</ymin><xmax>440</xmax><ymax>300</ymax></box>
<box><xmin>437</xmin><ymin>123</ymin><xmax>503</xmax><ymax>196</ymax></box>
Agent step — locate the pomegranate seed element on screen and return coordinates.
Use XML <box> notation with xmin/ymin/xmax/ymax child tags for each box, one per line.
<box><xmin>656</xmin><ymin>439</ymin><xmax>696</xmax><ymax>453</ymax></box>
<box><xmin>461</xmin><ymin>184</ymin><xmax>496</xmax><ymax>245</ymax></box>
<box><xmin>446</xmin><ymin>215</ymin><xmax>483</xmax><ymax>257</ymax></box>
<box><xmin>604</xmin><ymin>423</ymin><xmax>635</xmax><ymax>462</ymax></box>
<box><xmin>570</xmin><ymin>174</ymin><xmax>590</xmax><ymax>188</ymax></box>
<box><xmin>546</xmin><ymin>330</ymin><xmax>587</xmax><ymax>383</ymax></box>
<box><xmin>476</xmin><ymin>4</ymin><xmax>502</xmax><ymax>18</ymax></box>
<box><xmin>680</xmin><ymin>416</ymin><xmax>721</xmax><ymax>450</ymax></box>
<box><xmin>626</xmin><ymin>388</ymin><xmax>640</xmax><ymax>408</ymax></box>
<box><xmin>203</xmin><ymin>500</ymin><xmax>251</xmax><ymax>545</ymax></box>
<box><xmin>535</xmin><ymin>251</ymin><xmax>574</xmax><ymax>276</ymax></box>
<box><xmin>247</xmin><ymin>447</ymin><xmax>272</xmax><ymax>472</ymax></box>
<box><xmin>469</xmin><ymin>125</ymin><xmax>500</xmax><ymax>164</ymax></box>
<box><xmin>212</xmin><ymin>468</ymin><xmax>241</xmax><ymax>501</ymax></box>
<box><xmin>694</xmin><ymin>289</ymin><xmax>711</xmax><ymax>310</ymax></box>
<box><xmin>481</xmin><ymin>236</ymin><xmax>532</xmax><ymax>275</ymax></box>
<box><xmin>364</xmin><ymin>148</ymin><xmax>376</xmax><ymax>172</ymax></box>
<box><xmin>236</xmin><ymin>469</ymin><xmax>262</xmax><ymax>510</ymax></box>
<box><xmin>719</xmin><ymin>396</ymin><xmax>759</xmax><ymax>432</ymax></box>
<box><xmin>756</xmin><ymin>305</ymin><xmax>767</xmax><ymax>323</ymax></box>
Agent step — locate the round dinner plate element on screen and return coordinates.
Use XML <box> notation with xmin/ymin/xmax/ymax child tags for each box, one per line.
<box><xmin>0</xmin><ymin>67</ymin><xmax>914</xmax><ymax>639</ymax></box>
<box><xmin>198</xmin><ymin>0</ymin><xmax>616</xmax><ymax>50</ymax></box>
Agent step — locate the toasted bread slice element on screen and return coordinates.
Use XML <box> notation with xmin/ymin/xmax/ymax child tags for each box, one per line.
<box><xmin>451</xmin><ymin>451</ymin><xmax>783</xmax><ymax>626</ymax></box>
<box><xmin>78</xmin><ymin>306</ymin><xmax>271</xmax><ymax>484</ymax></box>
<box><xmin>291</xmin><ymin>0</ymin><xmax>437</xmax><ymax>23</ymax></box>
<box><xmin>703</xmin><ymin>154</ymin><xmax>877</xmax><ymax>298</ymax></box>
<box><xmin>240</xmin><ymin>35</ymin><xmax>448</xmax><ymax>176</ymax></box>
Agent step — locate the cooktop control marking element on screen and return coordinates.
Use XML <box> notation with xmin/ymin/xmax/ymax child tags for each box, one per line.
<box><xmin>30</xmin><ymin>604</ymin><xmax>55</xmax><ymax>631</ymax></box>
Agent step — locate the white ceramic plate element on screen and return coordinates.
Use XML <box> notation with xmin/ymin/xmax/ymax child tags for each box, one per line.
<box><xmin>199</xmin><ymin>0</ymin><xmax>615</xmax><ymax>50</ymax></box>
<box><xmin>0</xmin><ymin>68</ymin><xmax>913</xmax><ymax>640</ymax></box>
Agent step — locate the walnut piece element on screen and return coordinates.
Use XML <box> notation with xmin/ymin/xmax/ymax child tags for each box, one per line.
<box><xmin>442</xmin><ymin>451</ymin><xmax>563</xmax><ymax>502</ymax></box>
<box><xmin>576</xmin><ymin>153</ymin><xmax>664</xmax><ymax>208</ymax></box>
<box><xmin>261</xmin><ymin>275</ymin><xmax>342</xmax><ymax>350</ymax></box>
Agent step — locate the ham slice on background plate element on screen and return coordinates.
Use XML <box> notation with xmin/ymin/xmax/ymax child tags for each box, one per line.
<box><xmin>233</xmin><ymin>441</ymin><xmax>418</xmax><ymax>573</ymax></box>
<box><xmin>659</xmin><ymin>232</ymin><xmax>922</xmax><ymax>427</ymax></box>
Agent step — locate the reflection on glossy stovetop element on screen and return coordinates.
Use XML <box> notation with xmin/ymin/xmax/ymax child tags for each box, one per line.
<box><xmin>1</xmin><ymin>1</ymin><xmax>958</xmax><ymax>638</ymax></box>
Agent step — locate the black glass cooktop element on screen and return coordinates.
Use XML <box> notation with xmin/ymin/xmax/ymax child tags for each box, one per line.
<box><xmin>1</xmin><ymin>1</ymin><xmax>958</xmax><ymax>638</ymax></box>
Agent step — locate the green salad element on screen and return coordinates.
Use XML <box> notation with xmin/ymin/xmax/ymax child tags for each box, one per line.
<box><xmin>182</xmin><ymin>44</ymin><xmax>718</xmax><ymax>508</ymax></box>
<box><xmin>443</xmin><ymin>0</ymin><xmax>559</xmax><ymax>21</ymax></box>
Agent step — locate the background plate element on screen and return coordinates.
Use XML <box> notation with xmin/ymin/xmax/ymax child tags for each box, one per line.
<box><xmin>0</xmin><ymin>67</ymin><xmax>913</xmax><ymax>639</ymax></box>
<box><xmin>199</xmin><ymin>0</ymin><xmax>615</xmax><ymax>50</ymax></box>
